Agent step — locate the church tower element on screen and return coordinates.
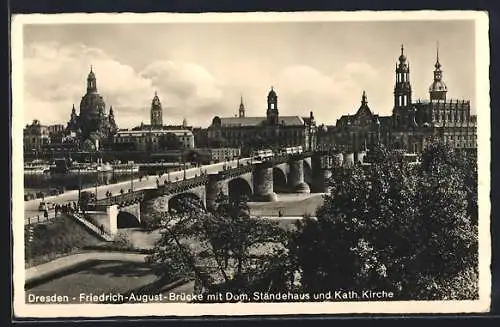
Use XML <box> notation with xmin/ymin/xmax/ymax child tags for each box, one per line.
<box><xmin>266</xmin><ymin>87</ymin><xmax>279</xmax><ymax>125</ymax></box>
<box><xmin>150</xmin><ymin>91</ymin><xmax>163</xmax><ymax>127</ymax></box>
<box><xmin>87</xmin><ymin>65</ymin><xmax>97</xmax><ymax>94</ymax></box>
<box><xmin>394</xmin><ymin>45</ymin><xmax>412</xmax><ymax>109</ymax></box>
<box><xmin>392</xmin><ymin>45</ymin><xmax>417</xmax><ymax>129</ymax></box>
<box><xmin>429</xmin><ymin>43</ymin><xmax>448</xmax><ymax>102</ymax></box>
<box><xmin>239</xmin><ymin>95</ymin><xmax>246</xmax><ymax>118</ymax></box>
<box><xmin>108</xmin><ymin>106</ymin><xmax>118</xmax><ymax>135</ymax></box>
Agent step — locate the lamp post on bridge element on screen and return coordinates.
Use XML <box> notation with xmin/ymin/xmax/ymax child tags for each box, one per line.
<box><xmin>130</xmin><ymin>164</ymin><xmax>134</xmax><ymax>192</ymax></box>
<box><xmin>182</xmin><ymin>153</ymin><xmax>187</xmax><ymax>180</ymax></box>
<box><xmin>77</xmin><ymin>165</ymin><xmax>82</xmax><ymax>208</ymax></box>
<box><xmin>95</xmin><ymin>167</ymin><xmax>98</xmax><ymax>200</ymax></box>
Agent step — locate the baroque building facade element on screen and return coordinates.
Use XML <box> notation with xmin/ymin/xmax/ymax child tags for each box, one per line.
<box><xmin>66</xmin><ymin>67</ymin><xmax>118</xmax><ymax>147</ymax></box>
<box><xmin>112</xmin><ymin>92</ymin><xmax>194</xmax><ymax>152</ymax></box>
<box><xmin>318</xmin><ymin>45</ymin><xmax>477</xmax><ymax>153</ymax></box>
<box><xmin>207</xmin><ymin>88</ymin><xmax>317</xmax><ymax>154</ymax></box>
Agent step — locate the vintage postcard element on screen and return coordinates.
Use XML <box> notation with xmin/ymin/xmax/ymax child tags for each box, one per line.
<box><xmin>11</xmin><ymin>11</ymin><xmax>490</xmax><ymax>318</ymax></box>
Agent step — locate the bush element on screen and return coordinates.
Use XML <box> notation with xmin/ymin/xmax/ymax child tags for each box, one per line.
<box><xmin>113</xmin><ymin>231</ymin><xmax>135</xmax><ymax>250</ymax></box>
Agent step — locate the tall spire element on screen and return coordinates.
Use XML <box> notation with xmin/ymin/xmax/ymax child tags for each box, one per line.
<box><xmin>429</xmin><ymin>41</ymin><xmax>447</xmax><ymax>101</ymax></box>
<box><xmin>398</xmin><ymin>44</ymin><xmax>407</xmax><ymax>63</ymax></box>
<box><xmin>361</xmin><ymin>90</ymin><xmax>368</xmax><ymax>106</ymax></box>
<box><xmin>435</xmin><ymin>41</ymin><xmax>441</xmax><ymax>69</ymax></box>
<box><xmin>239</xmin><ymin>95</ymin><xmax>245</xmax><ymax>117</ymax></box>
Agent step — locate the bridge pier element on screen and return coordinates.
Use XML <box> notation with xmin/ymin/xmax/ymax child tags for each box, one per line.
<box><xmin>288</xmin><ymin>158</ymin><xmax>310</xmax><ymax>194</ymax></box>
<box><xmin>206</xmin><ymin>173</ymin><xmax>229</xmax><ymax>211</ymax></box>
<box><xmin>253</xmin><ymin>163</ymin><xmax>277</xmax><ymax>202</ymax></box>
<box><xmin>311</xmin><ymin>153</ymin><xmax>334</xmax><ymax>193</ymax></box>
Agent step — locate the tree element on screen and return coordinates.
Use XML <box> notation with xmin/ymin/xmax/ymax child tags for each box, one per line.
<box><xmin>146</xmin><ymin>193</ymin><xmax>292</xmax><ymax>298</ymax></box>
<box><xmin>159</xmin><ymin>133</ymin><xmax>183</xmax><ymax>150</ymax></box>
<box><xmin>290</xmin><ymin>140</ymin><xmax>478</xmax><ymax>300</ymax></box>
<box><xmin>78</xmin><ymin>191</ymin><xmax>93</xmax><ymax>213</ymax></box>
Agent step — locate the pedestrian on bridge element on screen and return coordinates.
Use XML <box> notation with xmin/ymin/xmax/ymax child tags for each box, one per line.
<box><xmin>44</xmin><ymin>209</ymin><xmax>49</xmax><ymax>220</ymax></box>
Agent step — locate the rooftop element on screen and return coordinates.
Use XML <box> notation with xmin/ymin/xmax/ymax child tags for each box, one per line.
<box><xmin>215</xmin><ymin>115</ymin><xmax>305</xmax><ymax>127</ymax></box>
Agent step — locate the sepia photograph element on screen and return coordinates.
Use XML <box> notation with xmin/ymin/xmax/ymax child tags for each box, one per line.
<box><xmin>11</xmin><ymin>11</ymin><xmax>490</xmax><ymax>317</ymax></box>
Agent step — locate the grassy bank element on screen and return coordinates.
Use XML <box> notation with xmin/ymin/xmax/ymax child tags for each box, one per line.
<box><xmin>25</xmin><ymin>214</ymin><xmax>105</xmax><ymax>267</ymax></box>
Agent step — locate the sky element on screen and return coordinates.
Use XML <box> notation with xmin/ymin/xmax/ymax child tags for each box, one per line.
<box><xmin>21</xmin><ymin>18</ymin><xmax>476</xmax><ymax>129</ymax></box>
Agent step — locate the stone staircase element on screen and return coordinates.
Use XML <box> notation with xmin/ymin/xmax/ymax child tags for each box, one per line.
<box><xmin>70</xmin><ymin>213</ymin><xmax>114</xmax><ymax>242</ymax></box>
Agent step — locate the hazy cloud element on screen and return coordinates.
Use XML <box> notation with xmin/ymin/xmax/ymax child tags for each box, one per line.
<box><xmin>23</xmin><ymin>42</ymin><xmax>225</xmax><ymax>128</ymax></box>
<box><xmin>21</xmin><ymin>21</ymin><xmax>476</xmax><ymax>128</ymax></box>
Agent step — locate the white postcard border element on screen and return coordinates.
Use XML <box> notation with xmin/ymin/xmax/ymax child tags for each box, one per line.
<box><xmin>11</xmin><ymin>10</ymin><xmax>491</xmax><ymax>318</ymax></box>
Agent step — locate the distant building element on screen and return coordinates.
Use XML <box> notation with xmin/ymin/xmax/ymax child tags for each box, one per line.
<box><xmin>207</xmin><ymin>147</ymin><xmax>242</xmax><ymax>163</ymax></box>
<box><xmin>207</xmin><ymin>89</ymin><xmax>317</xmax><ymax>154</ymax></box>
<box><xmin>192</xmin><ymin>127</ymin><xmax>209</xmax><ymax>148</ymax></box>
<box><xmin>319</xmin><ymin>45</ymin><xmax>477</xmax><ymax>153</ymax></box>
<box><xmin>47</xmin><ymin>124</ymin><xmax>66</xmax><ymax>144</ymax></box>
<box><xmin>113</xmin><ymin>128</ymin><xmax>195</xmax><ymax>152</ymax></box>
<box><xmin>23</xmin><ymin>119</ymin><xmax>50</xmax><ymax>153</ymax></box>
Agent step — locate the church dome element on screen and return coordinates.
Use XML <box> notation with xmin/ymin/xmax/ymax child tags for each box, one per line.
<box><xmin>80</xmin><ymin>92</ymin><xmax>106</xmax><ymax>117</ymax></box>
<box><xmin>268</xmin><ymin>87</ymin><xmax>277</xmax><ymax>98</ymax></box>
<box><xmin>152</xmin><ymin>91</ymin><xmax>161</xmax><ymax>106</ymax></box>
<box><xmin>429</xmin><ymin>80</ymin><xmax>447</xmax><ymax>92</ymax></box>
<box><xmin>398</xmin><ymin>44</ymin><xmax>407</xmax><ymax>62</ymax></box>
<box><xmin>80</xmin><ymin>66</ymin><xmax>106</xmax><ymax>117</ymax></box>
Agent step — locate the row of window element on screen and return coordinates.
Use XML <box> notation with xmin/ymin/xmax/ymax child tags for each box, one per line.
<box><xmin>434</xmin><ymin>112</ymin><xmax>473</xmax><ymax>123</ymax></box>
<box><xmin>213</xmin><ymin>129</ymin><xmax>309</xmax><ymax>139</ymax></box>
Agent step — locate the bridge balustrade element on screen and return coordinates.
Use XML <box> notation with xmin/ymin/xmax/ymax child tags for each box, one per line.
<box><xmin>218</xmin><ymin>164</ymin><xmax>254</xmax><ymax>179</ymax></box>
<box><xmin>95</xmin><ymin>190</ymin><xmax>146</xmax><ymax>207</ymax></box>
<box><xmin>157</xmin><ymin>174</ymin><xmax>209</xmax><ymax>196</ymax></box>
<box><xmin>91</xmin><ymin>152</ymin><xmax>320</xmax><ymax>207</ymax></box>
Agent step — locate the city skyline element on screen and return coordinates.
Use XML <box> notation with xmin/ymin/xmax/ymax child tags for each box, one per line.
<box><xmin>22</xmin><ymin>19</ymin><xmax>475</xmax><ymax>129</ymax></box>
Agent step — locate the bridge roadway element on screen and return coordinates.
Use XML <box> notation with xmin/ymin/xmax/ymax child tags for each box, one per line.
<box><xmin>24</xmin><ymin>157</ymin><xmax>253</xmax><ymax>220</ymax></box>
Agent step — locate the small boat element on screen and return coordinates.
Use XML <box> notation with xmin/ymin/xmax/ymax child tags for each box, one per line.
<box><xmin>24</xmin><ymin>162</ymin><xmax>51</xmax><ymax>175</ymax></box>
<box><xmin>112</xmin><ymin>164</ymin><xmax>140</xmax><ymax>174</ymax></box>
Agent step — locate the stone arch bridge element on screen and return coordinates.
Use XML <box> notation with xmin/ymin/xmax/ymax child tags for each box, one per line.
<box><xmin>86</xmin><ymin>151</ymin><xmax>344</xmax><ymax>237</ymax></box>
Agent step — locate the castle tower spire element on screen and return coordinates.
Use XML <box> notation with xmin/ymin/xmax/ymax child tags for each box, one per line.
<box><xmin>429</xmin><ymin>41</ymin><xmax>447</xmax><ymax>102</ymax></box>
<box><xmin>361</xmin><ymin>90</ymin><xmax>368</xmax><ymax>106</ymax></box>
<box><xmin>239</xmin><ymin>95</ymin><xmax>245</xmax><ymax>118</ymax></box>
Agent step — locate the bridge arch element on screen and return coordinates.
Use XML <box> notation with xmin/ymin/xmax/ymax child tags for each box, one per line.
<box><xmin>273</xmin><ymin>167</ymin><xmax>288</xmax><ymax>192</ymax></box>
<box><xmin>228</xmin><ymin>177</ymin><xmax>253</xmax><ymax>202</ymax></box>
<box><xmin>303</xmin><ymin>160</ymin><xmax>313</xmax><ymax>187</ymax></box>
<box><xmin>117</xmin><ymin>211</ymin><xmax>141</xmax><ymax>228</ymax></box>
<box><xmin>168</xmin><ymin>192</ymin><xmax>205</xmax><ymax>214</ymax></box>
